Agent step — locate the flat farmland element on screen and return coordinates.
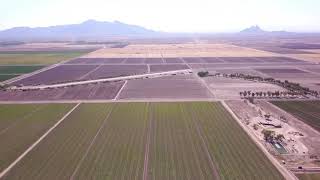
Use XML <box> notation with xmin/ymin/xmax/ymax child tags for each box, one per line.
<box><xmin>0</xmin><ymin>50</ymin><xmax>93</xmax><ymax>65</ymax></box>
<box><xmin>1</xmin><ymin>103</ymin><xmax>113</xmax><ymax>180</ymax></box>
<box><xmin>0</xmin><ymin>66</ymin><xmax>44</xmax><ymax>74</ymax></box>
<box><xmin>271</xmin><ymin>101</ymin><xmax>320</xmax><ymax>132</ymax></box>
<box><xmin>147</xmin><ymin>102</ymin><xmax>284</xmax><ymax>179</ymax></box>
<box><xmin>65</xmin><ymin>58</ymin><xmax>126</xmax><ymax>64</ymax></box>
<box><xmin>119</xmin><ymin>77</ymin><xmax>213</xmax><ymax>99</ymax></box>
<box><xmin>164</xmin><ymin>58</ymin><xmax>184</xmax><ymax>63</ymax></box>
<box><xmin>84</xmin><ymin>43</ymin><xmax>276</xmax><ymax>58</ymax></box>
<box><xmin>83</xmin><ymin>65</ymin><xmax>148</xmax><ymax>80</ymax></box>
<box><xmin>0</xmin><ymin>82</ymin><xmax>124</xmax><ymax>101</ymax></box>
<box><xmin>0</xmin><ymin>65</ymin><xmax>44</xmax><ymax>82</ymax></box>
<box><xmin>12</xmin><ymin>65</ymin><xmax>98</xmax><ymax>85</ymax></box>
<box><xmin>0</xmin><ymin>102</ymin><xmax>286</xmax><ymax>179</ymax></box>
<box><xmin>145</xmin><ymin>58</ymin><xmax>164</xmax><ymax>64</ymax></box>
<box><xmin>149</xmin><ymin>64</ymin><xmax>189</xmax><ymax>73</ymax></box>
<box><xmin>72</xmin><ymin>103</ymin><xmax>148</xmax><ymax>180</ymax></box>
<box><xmin>0</xmin><ymin>75</ymin><xmax>18</xmax><ymax>82</ymax></box>
<box><xmin>0</xmin><ymin>103</ymin><xmax>75</xmax><ymax>172</ymax></box>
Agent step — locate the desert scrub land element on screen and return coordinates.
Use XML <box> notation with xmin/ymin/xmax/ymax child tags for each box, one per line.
<box><xmin>271</xmin><ymin>101</ymin><xmax>320</xmax><ymax>132</ymax></box>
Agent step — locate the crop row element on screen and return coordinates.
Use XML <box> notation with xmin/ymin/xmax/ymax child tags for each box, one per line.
<box><xmin>1</xmin><ymin>102</ymin><xmax>285</xmax><ymax>180</ymax></box>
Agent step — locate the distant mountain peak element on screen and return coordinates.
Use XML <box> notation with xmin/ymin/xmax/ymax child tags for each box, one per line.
<box><xmin>240</xmin><ymin>25</ymin><xmax>266</xmax><ymax>34</ymax></box>
<box><xmin>0</xmin><ymin>19</ymin><xmax>158</xmax><ymax>41</ymax></box>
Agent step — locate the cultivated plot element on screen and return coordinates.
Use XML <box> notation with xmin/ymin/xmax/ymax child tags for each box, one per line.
<box><xmin>0</xmin><ymin>50</ymin><xmax>92</xmax><ymax>65</ymax></box>
<box><xmin>149</xmin><ymin>64</ymin><xmax>189</xmax><ymax>73</ymax></box>
<box><xmin>65</xmin><ymin>58</ymin><xmax>126</xmax><ymax>64</ymax></box>
<box><xmin>83</xmin><ymin>65</ymin><xmax>148</xmax><ymax>80</ymax></box>
<box><xmin>72</xmin><ymin>103</ymin><xmax>148</xmax><ymax>180</ymax></box>
<box><xmin>119</xmin><ymin>77</ymin><xmax>213</xmax><ymax>99</ymax></box>
<box><xmin>271</xmin><ymin>101</ymin><xmax>320</xmax><ymax>132</ymax></box>
<box><xmin>0</xmin><ymin>103</ymin><xmax>75</xmax><ymax>172</ymax></box>
<box><xmin>12</xmin><ymin>65</ymin><xmax>98</xmax><ymax>86</ymax></box>
<box><xmin>0</xmin><ymin>102</ymin><xmax>285</xmax><ymax>180</ymax></box>
<box><xmin>0</xmin><ymin>75</ymin><xmax>18</xmax><ymax>82</ymax></box>
<box><xmin>0</xmin><ymin>82</ymin><xmax>124</xmax><ymax>101</ymax></box>
<box><xmin>1</xmin><ymin>103</ymin><xmax>113</xmax><ymax>180</ymax></box>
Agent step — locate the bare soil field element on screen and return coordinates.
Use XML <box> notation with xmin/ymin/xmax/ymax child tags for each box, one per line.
<box><xmin>65</xmin><ymin>58</ymin><xmax>126</xmax><ymax>64</ymax></box>
<box><xmin>82</xmin><ymin>65</ymin><xmax>148</xmax><ymax>80</ymax></box>
<box><xmin>164</xmin><ymin>57</ymin><xmax>184</xmax><ymax>63</ymax></box>
<box><xmin>84</xmin><ymin>43</ymin><xmax>276</xmax><ymax>58</ymax></box>
<box><xmin>144</xmin><ymin>58</ymin><xmax>164</xmax><ymax>64</ymax></box>
<box><xmin>203</xmin><ymin>77</ymin><xmax>284</xmax><ymax>99</ymax></box>
<box><xmin>0</xmin><ymin>82</ymin><xmax>124</xmax><ymax>101</ymax></box>
<box><xmin>256</xmin><ymin>68</ymin><xmax>308</xmax><ymax>74</ymax></box>
<box><xmin>123</xmin><ymin>58</ymin><xmax>146</xmax><ymax>64</ymax></box>
<box><xmin>12</xmin><ymin>65</ymin><xmax>99</xmax><ymax>86</ymax></box>
<box><xmin>149</xmin><ymin>64</ymin><xmax>189</xmax><ymax>72</ymax></box>
<box><xmin>119</xmin><ymin>76</ymin><xmax>213</xmax><ymax>99</ymax></box>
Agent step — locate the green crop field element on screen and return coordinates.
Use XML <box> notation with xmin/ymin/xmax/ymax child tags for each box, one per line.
<box><xmin>0</xmin><ymin>50</ymin><xmax>93</xmax><ymax>65</ymax></box>
<box><xmin>2</xmin><ymin>103</ymin><xmax>113</xmax><ymax>180</ymax></box>
<box><xmin>0</xmin><ymin>66</ymin><xmax>44</xmax><ymax>74</ymax></box>
<box><xmin>1</xmin><ymin>102</ymin><xmax>284</xmax><ymax>180</ymax></box>
<box><xmin>0</xmin><ymin>103</ymin><xmax>75</xmax><ymax>172</ymax></box>
<box><xmin>271</xmin><ymin>101</ymin><xmax>320</xmax><ymax>132</ymax></box>
<box><xmin>297</xmin><ymin>173</ymin><xmax>320</xmax><ymax>180</ymax></box>
<box><xmin>0</xmin><ymin>74</ymin><xmax>18</xmax><ymax>82</ymax></box>
<box><xmin>73</xmin><ymin>103</ymin><xmax>148</xmax><ymax>180</ymax></box>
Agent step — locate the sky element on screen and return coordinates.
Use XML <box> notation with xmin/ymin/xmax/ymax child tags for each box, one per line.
<box><xmin>0</xmin><ymin>0</ymin><xmax>319</xmax><ymax>32</ymax></box>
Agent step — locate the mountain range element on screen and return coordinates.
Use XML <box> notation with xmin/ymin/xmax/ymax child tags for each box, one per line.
<box><xmin>0</xmin><ymin>20</ymin><xmax>157</xmax><ymax>41</ymax></box>
<box><xmin>0</xmin><ymin>21</ymin><xmax>298</xmax><ymax>41</ymax></box>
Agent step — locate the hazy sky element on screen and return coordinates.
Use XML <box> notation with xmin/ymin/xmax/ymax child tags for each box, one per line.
<box><xmin>0</xmin><ymin>0</ymin><xmax>319</xmax><ymax>32</ymax></box>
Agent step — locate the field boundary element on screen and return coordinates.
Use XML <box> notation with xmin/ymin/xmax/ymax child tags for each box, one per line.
<box><xmin>142</xmin><ymin>103</ymin><xmax>151</xmax><ymax>180</ymax></box>
<box><xmin>221</xmin><ymin>101</ymin><xmax>298</xmax><ymax>180</ymax></box>
<box><xmin>0</xmin><ymin>103</ymin><xmax>81</xmax><ymax>178</ymax></box>
<box><xmin>114</xmin><ymin>80</ymin><xmax>128</xmax><ymax>100</ymax></box>
<box><xmin>70</xmin><ymin>104</ymin><xmax>115</xmax><ymax>180</ymax></box>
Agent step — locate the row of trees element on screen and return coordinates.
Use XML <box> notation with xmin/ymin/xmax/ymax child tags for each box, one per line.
<box><xmin>239</xmin><ymin>90</ymin><xmax>299</xmax><ymax>99</ymax></box>
<box><xmin>220</xmin><ymin>73</ymin><xmax>319</xmax><ymax>98</ymax></box>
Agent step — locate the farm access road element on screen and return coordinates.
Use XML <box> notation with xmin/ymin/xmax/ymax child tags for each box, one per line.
<box><xmin>11</xmin><ymin>69</ymin><xmax>192</xmax><ymax>90</ymax></box>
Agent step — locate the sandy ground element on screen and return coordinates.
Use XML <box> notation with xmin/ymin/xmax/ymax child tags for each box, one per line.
<box><xmin>290</xmin><ymin>54</ymin><xmax>320</xmax><ymax>63</ymax></box>
<box><xmin>84</xmin><ymin>43</ymin><xmax>276</xmax><ymax>58</ymax></box>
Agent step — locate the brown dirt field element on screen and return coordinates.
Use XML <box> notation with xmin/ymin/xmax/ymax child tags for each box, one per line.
<box><xmin>84</xmin><ymin>43</ymin><xmax>276</xmax><ymax>58</ymax></box>
<box><xmin>287</xmin><ymin>53</ymin><xmax>320</xmax><ymax>63</ymax></box>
